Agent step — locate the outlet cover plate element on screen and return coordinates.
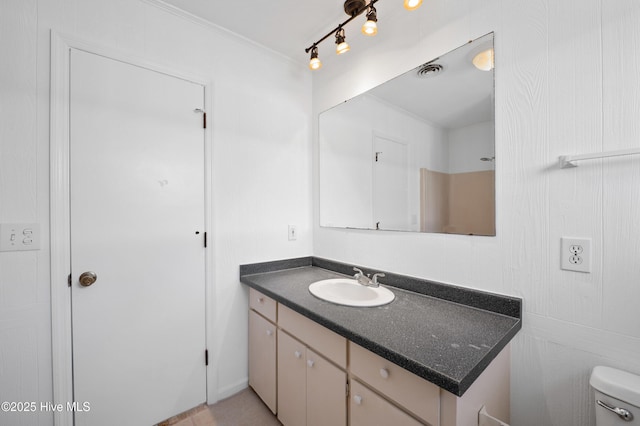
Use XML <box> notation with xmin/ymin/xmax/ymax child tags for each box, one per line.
<box><xmin>561</xmin><ymin>237</ymin><xmax>591</xmax><ymax>273</ymax></box>
<box><xmin>0</xmin><ymin>223</ymin><xmax>41</xmax><ymax>251</ymax></box>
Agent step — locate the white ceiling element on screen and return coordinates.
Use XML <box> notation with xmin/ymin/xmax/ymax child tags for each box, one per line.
<box><xmin>160</xmin><ymin>0</ymin><xmax>350</xmax><ymax>60</ymax></box>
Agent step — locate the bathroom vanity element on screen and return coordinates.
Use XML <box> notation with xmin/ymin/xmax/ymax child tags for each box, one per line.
<box><xmin>240</xmin><ymin>257</ymin><xmax>521</xmax><ymax>426</ymax></box>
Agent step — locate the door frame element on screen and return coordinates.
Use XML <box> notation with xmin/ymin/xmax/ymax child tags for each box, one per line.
<box><xmin>50</xmin><ymin>32</ymin><xmax>215</xmax><ymax>426</ymax></box>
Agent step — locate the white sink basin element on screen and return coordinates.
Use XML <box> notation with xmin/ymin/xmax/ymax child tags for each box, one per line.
<box><xmin>308</xmin><ymin>278</ymin><xmax>395</xmax><ymax>307</ymax></box>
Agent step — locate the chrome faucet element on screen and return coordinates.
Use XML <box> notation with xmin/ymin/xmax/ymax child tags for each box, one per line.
<box><xmin>353</xmin><ymin>267</ymin><xmax>385</xmax><ymax>288</ymax></box>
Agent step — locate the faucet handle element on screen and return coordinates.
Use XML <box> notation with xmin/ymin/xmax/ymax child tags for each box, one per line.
<box><xmin>353</xmin><ymin>267</ymin><xmax>373</xmax><ymax>286</ymax></box>
<box><xmin>371</xmin><ymin>273</ymin><xmax>385</xmax><ymax>286</ymax></box>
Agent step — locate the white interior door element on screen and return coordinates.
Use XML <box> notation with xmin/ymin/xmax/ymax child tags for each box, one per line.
<box><xmin>372</xmin><ymin>136</ymin><xmax>409</xmax><ymax>231</ymax></box>
<box><xmin>69</xmin><ymin>49</ymin><xmax>206</xmax><ymax>426</ymax></box>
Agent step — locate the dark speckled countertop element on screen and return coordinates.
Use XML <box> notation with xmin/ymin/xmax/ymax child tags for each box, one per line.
<box><xmin>240</xmin><ymin>257</ymin><xmax>521</xmax><ymax>397</ymax></box>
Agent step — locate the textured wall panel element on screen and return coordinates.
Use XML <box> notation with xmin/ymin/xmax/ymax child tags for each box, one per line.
<box><xmin>0</xmin><ymin>1</ymin><xmax>46</xmax><ymax>425</ymax></box>
<box><xmin>511</xmin><ymin>333</ymin><xmax>597</xmax><ymax>426</ymax></box>
<box><xmin>601</xmin><ymin>0</ymin><xmax>640</xmax><ymax>338</ymax></box>
<box><xmin>499</xmin><ymin>0</ymin><xmax>551</xmax><ymax>315</ymax></box>
<box><xmin>0</xmin><ymin>322</ymin><xmax>50</xmax><ymax>426</ymax></box>
<box><xmin>0</xmin><ymin>253</ymin><xmax>38</xmax><ymax>309</ymax></box>
<box><xmin>547</xmin><ymin>0</ymin><xmax>603</xmax><ymax>327</ymax></box>
<box><xmin>0</xmin><ymin>0</ymin><xmax>37</xmax><ymax>219</ymax></box>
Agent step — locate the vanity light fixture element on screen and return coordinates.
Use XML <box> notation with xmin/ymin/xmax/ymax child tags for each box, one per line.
<box><xmin>335</xmin><ymin>27</ymin><xmax>350</xmax><ymax>55</ymax></box>
<box><xmin>472</xmin><ymin>48</ymin><xmax>494</xmax><ymax>71</ymax></box>
<box><xmin>361</xmin><ymin>5</ymin><xmax>378</xmax><ymax>36</ymax></box>
<box><xmin>304</xmin><ymin>0</ymin><xmax>423</xmax><ymax>70</ymax></box>
<box><xmin>309</xmin><ymin>46</ymin><xmax>322</xmax><ymax>70</ymax></box>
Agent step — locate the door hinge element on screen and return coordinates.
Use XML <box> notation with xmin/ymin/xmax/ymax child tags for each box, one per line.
<box><xmin>68</xmin><ymin>274</ymin><xmax>72</xmax><ymax>287</ymax></box>
<box><xmin>346</xmin><ymin>381</ymin><xmax>349</xmax><ymax>397</ymax></box>
<box><xmin>205</xmin><ymin>349</ymin><xmax>209</xmax><ymax>366</ymax></box>
<box><xmin>204</xmin><ymin>231</ymin><xmax>207</xmax><ymax>248</ymax></box>
<box><xmin>194</xmin><ymin>108</ymin><xmax>206</xmax><ymax>129</ymax></box>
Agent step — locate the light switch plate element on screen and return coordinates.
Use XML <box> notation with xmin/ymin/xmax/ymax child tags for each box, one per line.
<box><xmin>288</xmin><ymin>225</ymin><xmax>297</xmax><ymax>241</ymax></box>
<box><xmin>0</xmin><ymin>223</ymin><xmax>41</xmax><ymax>251</ymax></box>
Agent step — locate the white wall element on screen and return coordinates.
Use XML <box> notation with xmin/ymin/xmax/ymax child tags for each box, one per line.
<box><xmin>0</xmin><ymin>0</ymin><xmax>311</xmax><ymax>424</ymax></box>
<box><xmin>313</xmin><ymin>1</ymin><xmax>640</xmax><ymax>425</ymax></box>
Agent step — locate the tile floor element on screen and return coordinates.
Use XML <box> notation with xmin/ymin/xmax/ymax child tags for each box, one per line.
<box><xmin>157</xmin><ymin>388</ymin><xmax>281</xmax><ymax>426</ymax></box>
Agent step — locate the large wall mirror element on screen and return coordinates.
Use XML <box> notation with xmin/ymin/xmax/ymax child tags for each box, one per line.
<box><xmin>319</xmin><ymin>33</ymin><xmax>495</xmax><ymax>236</ymax></box>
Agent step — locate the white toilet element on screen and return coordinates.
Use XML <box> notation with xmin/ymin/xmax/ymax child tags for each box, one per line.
<box><xmin>591</xmin><ymin>366</ymin><xmax>640</xmax><ymax>425</ymax></box>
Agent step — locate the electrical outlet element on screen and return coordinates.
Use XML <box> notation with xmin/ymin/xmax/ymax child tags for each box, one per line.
<box><xmin>288</xmin><ymin>225</ymin><xmax>297</xmax><ymax>241</ymax></box>
<box><xmin>561</xmin><ymin>237</ymin><xmax>591</xmax><ymax>273</ymax></box>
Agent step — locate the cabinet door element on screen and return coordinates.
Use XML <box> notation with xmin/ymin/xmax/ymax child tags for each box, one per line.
<box><xmin>278</xmin><ymin>330</ymin><xmax>307</xmax><ymax>426</ymax></box>
<box><xmin>248</xmin><ymin>310</ymin><xmax>276</xmax><ymax>413</ymax></box>
<box><xmin>350</xmin><ymin>379</ymin><xmax>423</xmax><ymax>426</ymax></box>
<box><xmin>306</xmin><ymin>348</ymin><xmax>347</xmax><ymax>426</ymax></box>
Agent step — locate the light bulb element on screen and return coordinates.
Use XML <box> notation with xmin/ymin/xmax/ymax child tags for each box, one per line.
<box><xmin>362</xmin><ymin>20</ymin><xmax>378</xmax><ymax>36</ymax></box>
<box><xmin>362</xmin><ymin>6</ymin><xmax>378</xmax><ymax>36</ymax></box>
<box><xmin>309</xmin><ymin>47</ymin><xmax>322</xmax><ymax>70</ymax></box>
<box><xmin>336</xmin><ymin>41</ymin><xmax>350</xmax><ymax>55</ymax></box>
<box><xmin>404</xmin><ymin>0</ymin><xmax>423</xmax><ymax>11</ymax></box>
<box><xmin>335</xmin><ymin>28</ymin><xmax>350</xmax><ymax>55</ymax></box>
<box><xmin>472</xmin><ymin>49</ymin><xmax>494</xmax><ymax>71</ymax></box>
<box><xmin>309</xmin><ymin>57</ymin><xmax>322</xmax><ymax>70</ymax></box>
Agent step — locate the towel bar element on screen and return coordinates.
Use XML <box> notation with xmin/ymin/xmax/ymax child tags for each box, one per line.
<box><xmin>559</xmin><ymin>148</ymin><xmax>640</xmax><ymax>168</ymax></box>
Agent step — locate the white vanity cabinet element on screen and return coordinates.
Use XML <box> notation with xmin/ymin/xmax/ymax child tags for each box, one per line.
<box><xmin>247</xmin><ymin>289</ymin><xmax>511</xmax><ymax>426</ymax></box>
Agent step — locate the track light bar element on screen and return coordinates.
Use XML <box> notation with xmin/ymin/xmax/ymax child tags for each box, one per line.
<box><xmin>305</xmin><ymin>0</ymin><xmax>422</xmax><ymax>70</ymax></box>
<box><xmin>305</xmin><ymin>0</ymin><xmax>377</xmax><ymax>55</ymax></box>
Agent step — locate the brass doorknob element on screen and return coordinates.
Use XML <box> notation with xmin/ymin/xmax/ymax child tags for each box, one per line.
<box><xmin>79</xmin><ymin>271</ymin><xmax>97</xmax><ymax>287</ymax></box>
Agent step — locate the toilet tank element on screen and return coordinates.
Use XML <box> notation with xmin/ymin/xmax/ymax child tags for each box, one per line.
<box><xmin>590</xmin><ymin>366</ymin><xmax>640</xmax><ymax>426</ymax></box>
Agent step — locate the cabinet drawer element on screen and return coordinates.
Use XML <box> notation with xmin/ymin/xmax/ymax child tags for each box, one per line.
<box><xmin>249</xmin><ymin>288</ymin><xmax>276</xmax><ymax>322</ymax></box>
<box><xmin>349</xmin><ymin>342</ymin><xmax>439</xmax><ymax>425</ymax></box>
<box><xmin>279</xmin><ymin>304</ymin><xmax>347</xmax><ymax>368</ymax></box>
<box><xmin>350</xmin><ymin>379</ymin><xmax>423</xmax><ymax>426</ymax></box>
